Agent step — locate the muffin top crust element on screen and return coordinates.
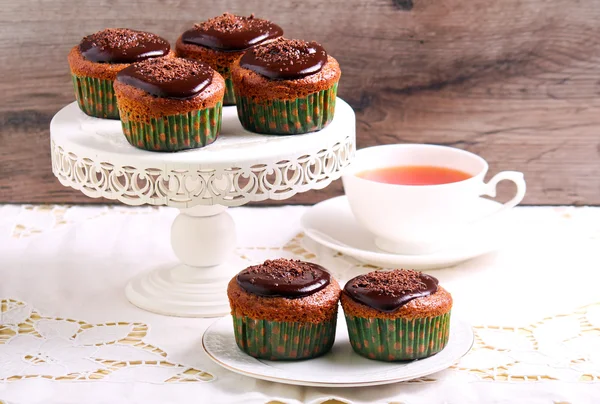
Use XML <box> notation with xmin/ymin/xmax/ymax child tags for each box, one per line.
<box><xmin>344</xmin><ymin>269</ymin><xmax>438</xmax><ymax>312</ymax></box>
<box><xmin>344</xmin><ymin>269</ymin><xmax>439</xmax><ymax>312</ymax></box>
<box><xmin>116</xmin><ymin>58</ymin><xmax>214</xmax><ymax>99</ymax></box>
<box><xmin>239</xmin><ymin>38</ymin><xmax>328</xmax><ymax>80</ymax></box>
<box><xmin>237</xmin><ymin>258</ymin><xmax>330</xmax><ymax>298</ymax></box>
<box><xmin>341</xmin><ymin>270</ymin><xmax>452</xmax><ymax>320</ymax></box>
<box><xmin>181</xmin><ymin>13</ymin><xmax>283</xmax><ymax>51</ymax></box>
<box><xmin>79</xmin><ymin>28</ymin><xmax>170</xmax><ymax>64</ymax></box>
<box><xmin>227</xmin><ymin>259</ymin><xmax>341</xmax><ymax>323</ymax></box>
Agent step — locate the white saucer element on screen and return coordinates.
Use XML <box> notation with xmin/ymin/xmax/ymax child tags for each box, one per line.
<box><xmin>301</xmin><ymin>196</ymin><xmax>511</xmax><ymax>269</ymax></box>
<box><xmin>202</xmin><ymin>315</ymin><xmax>473</xmax><ymax>387</ymax></box>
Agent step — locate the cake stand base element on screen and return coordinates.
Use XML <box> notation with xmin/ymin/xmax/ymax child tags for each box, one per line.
<box><xmin>125</xmin><ymin>204</ymin><xmax>240</xmax><ymax>317</ymax></box>
<box><xmin>125</xmin><ymin>261</ymin><xmax>244</xmax><ymax>317</ymax></box>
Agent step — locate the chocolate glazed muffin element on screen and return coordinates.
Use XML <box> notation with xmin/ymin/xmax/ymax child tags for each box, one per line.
<box><xmin>341</xmin><ymin>270</ymin><xmax>452</xmax><ymax>361</ymax></box>
<box><xmin>231</xmin><ymin>37</ymin><xmax>341</xmax><ymax>135</ymax></box>
<box><xmin>68</xmin><ymin>28</ymin><xmax>172</xmax><ymax>119</ymax></box>
<box><xmin>227</xmin><ymin>259</ymin><xmax>341</xmax><ymax>360</ymax></box>
<box><xmin>176</xmin><ymin>13</ymin><xmax>283</xmax><ymax>105</ymax></box>
<box><xmin>114</xmin><ymin>58</ymin><xmax>224</xmax><ymax>151</ymax></box>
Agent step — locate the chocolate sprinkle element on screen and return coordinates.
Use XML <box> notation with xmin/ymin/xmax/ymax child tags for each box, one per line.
<box><xmin>181</xmin><ymin>13</ymin><xmax>283</xmax><ymax>51</ymax></box>
<box><xmin>116</xmin><ymin>58</ymin><xmax>213</xmax><ymax>100</ymax></box>
<box><xmin>79</xmin><ymin>28</ymin><xmax>170</xmax><ymax>64</ymax></box>
<box><xmin>239</xmin><ymin>37</ymin><xmax>328</xmax><ymax>80</ymax></box>
<box><xmin>195</xmin><ymin>13</ymin><xmax>260</xmax><ymax>33</ymax></box>
<box><xmin>237</xmin><ymin>259</ymin><xmax>331</xmax><ymax>298</ymax></box>
<box><xmin>344</xmin><ymin>270</ymin><xmax>439</xmax><ymax>312</ymax></box>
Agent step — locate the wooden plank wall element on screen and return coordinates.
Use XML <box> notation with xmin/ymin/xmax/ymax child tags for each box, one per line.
<box><xmin>1</xmin><ymin>0</ymin><xmax>599</xmax><ymax>205</ymax></box>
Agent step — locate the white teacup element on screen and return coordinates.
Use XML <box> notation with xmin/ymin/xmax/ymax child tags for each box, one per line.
<box><xmin>341</xmin><ymin>144</ymin><xmax>526</xmax><ymax>255</ymax></box>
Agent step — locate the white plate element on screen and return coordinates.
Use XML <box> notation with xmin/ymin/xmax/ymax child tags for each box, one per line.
<box><xmin>202</xmin><ymin>315</ymin><xmax>473</xmax><ymax>387</ymax></box>
<box><xmin>301</xmin><ymin>196</ymin><xmax>510</xmax><ymax>270</ymax></box>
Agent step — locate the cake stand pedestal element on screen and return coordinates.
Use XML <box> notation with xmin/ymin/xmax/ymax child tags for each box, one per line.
<box><xmin>50</xmin><ymin>100</ymin><xmax>355</xmax><ymax>317</ymax></box>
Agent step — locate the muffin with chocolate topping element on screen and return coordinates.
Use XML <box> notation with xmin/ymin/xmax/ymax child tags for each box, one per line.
<box><xmin>114</xmin><ymin>57</ymin><xmax>224</xmax><ymax>151</ymax></box>
<box><xmin>68</xmin><ymin>28</ymin><xmax>172</xmax><ymax>119</ymax></box>
<box><xmin>227</xmin><ymin>258</ymin><xmax>341</xmax><ymax>360</ymax></box>
<box><xmin>231</xmin><ymin>37</ymin><xmax>341</xmax><ymax>135</ymax></box>
<box><xmin>176</xmin><ymin>13</ymin><xmax>283</xmax><ymax>105</ymax></box>
<box><xmin>341</xmin><ymin>269</ymin><xmax>452</xmax><ymax>361</ymax></box>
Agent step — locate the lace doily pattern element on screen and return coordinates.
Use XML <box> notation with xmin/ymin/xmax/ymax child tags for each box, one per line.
<box><xmin>0</xmin><ymin>299</ymin><xmax>213</xmax><ymax>383</ymax></box>
<box><xmin>51</xmin><ymin>136</ymin><xmax>354</xmax><ymax>208</ymax></box>
<box><xmin>3</xmin><ymin>205</ymin><xmax>600</xmax><ymax>386</ymax></box>
<box><xmin>10</xmin><ymin>205</ymin><xmax>156</xmax><ymax>239</ymax></box>
<box><xmin>458</xmin><ymin>303</ymin><xmax>600</xmax><ymax>382</ymax></box>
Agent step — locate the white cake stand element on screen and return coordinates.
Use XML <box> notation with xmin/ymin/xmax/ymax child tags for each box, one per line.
<box><xmin>50</xmin><ymin>100</ymin><xmax>355</xmax><ymax>317</ymax></box>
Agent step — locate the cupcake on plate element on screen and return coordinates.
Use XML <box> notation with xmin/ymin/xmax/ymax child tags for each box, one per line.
<box><xmin>341</xmin><ymin>269</ymin><xmax>452</xmax><ymax>361</ymax></box>
<box><xmin>176</xmin><ymin>13</ymin><xmax>283</xmax><ymax>106</ymax></box>
<box><xmin>227</xmin><ymin>259</ymin><xmax>341</xmax><ymax>360</ymax></box>
<box><xmin>68</xmin><ymin>28</ymin><xmax>171</xmax><ymax>119</ymax></box>
<box><xmin>114</xmin><ymin>57</ymin><xmax>224</xmax><ymax>152</ymax></box>
<box><xmin>231</xmin><ymin>37</ymin><xmax>341</xmax><ymax>135</ymax></box>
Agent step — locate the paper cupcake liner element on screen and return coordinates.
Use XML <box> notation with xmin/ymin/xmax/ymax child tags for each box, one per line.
<box><xmin>235</xmin><ymin>82</ymin><xmax>338</xmax><ymax>135</ymax></box>
<box><xmin>119</xmin><ymin>103</ymin><xmax>222</xmax><ymax>152</ymax></box>
<box><xmin>232</xmin><ymin>314</ymin><xmax>337</xmax><ymax>360</ymax></box>
<box><xmin>223</xmin><ymin>76</ymin><xmax>236</xmax><ymax>106</ymax></box>
<box><xmin>344</xmin><ymin>312</ymin><xmax>451</xmax><ymax>361</ymax></box>
<box><xmin>214</xmin><ymin>66</ymin><xmax>236</xmax><ymax>106</ymax></box>
<box><xmin>71</xmin><ymin>74</ymin><xmax>119</xmax><ymax>119</ymax></box>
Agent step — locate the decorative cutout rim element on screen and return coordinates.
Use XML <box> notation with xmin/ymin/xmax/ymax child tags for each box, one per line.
<box><xmin>51</xmin><ymin>136</ymin><xmax>355</xmax><ymax>208</ymax></box>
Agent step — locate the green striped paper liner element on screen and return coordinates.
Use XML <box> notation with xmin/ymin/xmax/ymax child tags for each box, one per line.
<box><xmin>344</xmin><ymin>312</ymin><xmax>451</xmax><ymax>361</ymax></box>
<box><xmin>119</xmin><ymin>103</ymin><xmax>222</xmax><ymax>152</ymax></box>
<box><xmin>232</xmin><ymin>314</ymin><xmax>337</xmax><ymax>360</ymax></box>
<box><xmin>223</xmin><ymin>76</ymin><xmax>236</xmax><ymax>106</ymax></box>
<box><xmin>71</xmin><ymin>74</ymin><xmax>119</xmax><ymax>119</ymax></box>
<box><xmin>215</xmin><ymin>66</ymin><xmax>236</xmax><ymax>106</ymax></box>
<box><xmin>235</xmin><ymin>82</ymin><xmax>338</xmax><ymax>135</ymax></box>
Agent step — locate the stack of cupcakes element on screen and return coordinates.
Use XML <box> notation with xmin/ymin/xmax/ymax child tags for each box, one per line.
<box><xmin>227</xmin><ymin>259</ymin><xmax>453</xmax><ymax>362</ymax></box>
<box><xmin>68</xmin><ymin>27</ymin><xmax>224</xmax><ymax>152</ymax></box>
<box><xmin>176</xmin><ymin>13</ymin><xmax>283</xmax><ymax>106</ymax></box>
<box><xmin>176</xmin><ymin>12</ymin><xmax>341</xmax><ymax>135</ymax></box>
<box><xmin>68</xmin><ymin>28</ymin><xmax>172</xmax><ymax>119</ymax></box>
<box><xmin>67</xmin><ymin>12</ymin><xmax>342</xmax><ymax>152</ymax></box>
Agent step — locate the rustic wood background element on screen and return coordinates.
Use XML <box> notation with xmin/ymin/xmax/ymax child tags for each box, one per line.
<box><xmin>1</xmin><ymin>0</ymin><xmax>599</xmax><ymax>205</ymax></box>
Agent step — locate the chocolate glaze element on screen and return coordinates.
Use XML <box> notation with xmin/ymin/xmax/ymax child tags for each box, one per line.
<box><xmin>181</xmin><ymin>13</ymin><xmax>283</xmax><ymax>52</ymax></box>
<box><xmin>237</xmin><ymin>259</ymin><xmax>331</xmax><ymax>298</ymax></box>
<box><xmin>116</xmin><ymin>58</ymin><xmax>213</xmax><ymax>99</ymax></box>
<box><xmin>239</xmin><ymin>38</ymin><xmax>328</xmax><ymax>80</ymax></box>
<box><xmin>344</xmin><ymin>270</ymin><xmax>439</xmax><ymax>312</ymax></box>
<box><xmin>79</xmin><ymin>28</ymin><xmax>170</xmax><ymax>64</ymax></box>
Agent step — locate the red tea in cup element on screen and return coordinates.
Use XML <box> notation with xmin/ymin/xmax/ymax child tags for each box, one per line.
<box><xmin>357</xmin><ymin>165</ymin><xmax>472</xmax><ymax>186</ymax></box>
<box><xmin>342</xmin><ymin>144</ymin><xmax>526</xmax><ymax>254</ymax></box>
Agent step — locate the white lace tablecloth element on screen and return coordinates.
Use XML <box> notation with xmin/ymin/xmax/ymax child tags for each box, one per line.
<box><xmin>0</xmin><ymin>204</ymin><xmax>599</xmax><ymax>403</ymax></box>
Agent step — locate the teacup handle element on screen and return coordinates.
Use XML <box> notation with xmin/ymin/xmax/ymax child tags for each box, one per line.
<box><xmin>477</xmin><ymin>171</ymin><xmax>526</xmax><ymax>220</ymax></box>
